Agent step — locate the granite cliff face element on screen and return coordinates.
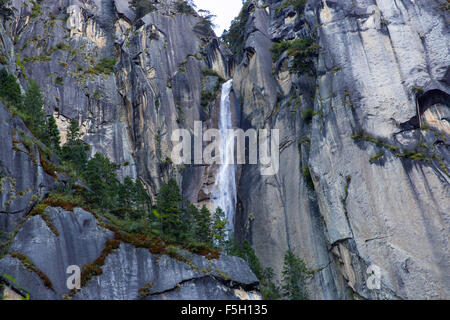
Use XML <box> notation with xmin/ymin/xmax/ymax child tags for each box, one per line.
<box><xmin>0</xmin><ymin>0</ymin><xmax>449</xmax><ymax>300</ymax></box>
<box><xmin>234</xmin><ymin>0</ymin><xmax>449</xmax><ymax>300</ymax></box>
<box><xmin>0</xmin><ymin>0</ymin><xmax>257</xmax><ymax>300</ymax></box>
<box><xmin>0</xmin><ymin>205</ymin><xmax>259</xmax><ymax>300</ymax></box>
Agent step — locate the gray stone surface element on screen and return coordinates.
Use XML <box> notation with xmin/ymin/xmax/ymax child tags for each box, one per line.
<box><xmin>235</xmin><ymin>0</ymin><xmax>449</xmax><ymax>300</ymax></box>
<box><xmin>77</xmin><ymin>243</ymin><xmax>258</xmax><ymax>300</ymax></box>
<box><xmin>0</xmin><ymin>102</ymin><xmax>56</xmax><ymax>234</ymax></box>
<box><xmin>0</xmin><ymin>207</ymin><xmax>260</xmax><ymax>300</ymax></box>
<box><xmin>307</xmin><ymin>0</ymin><xmax>449</xmax><ymax>299</ymax></box>
<box><xmin>1</xmin><ymin>0</ymin><xmax>449</xmax><ymax>300</ymax></box>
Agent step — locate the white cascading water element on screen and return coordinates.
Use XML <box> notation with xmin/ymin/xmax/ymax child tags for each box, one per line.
<box><xmin>212</xmin><ymin>79</ymin><xmax>237</xmax><ymax>235</ymax></box>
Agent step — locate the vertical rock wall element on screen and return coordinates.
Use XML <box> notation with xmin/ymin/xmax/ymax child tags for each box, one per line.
<box><xmin>234</xmin><ymin>0</ymin><xmax>449</xmax><ymax>300</ymax></box>
<box><xmin>1</xmin><ymin>0</ymin><xmax>448</xmax><ymax>300</ymax></box>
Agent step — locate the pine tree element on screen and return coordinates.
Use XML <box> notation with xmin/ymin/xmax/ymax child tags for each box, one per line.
<box><xmin>281</xmin><ymin>250</ymin><xmax>310</xmax><ymax>300</ymax></box>
<box><xmin>135</xmin><ymin>179</ymin><xmax>151</xmax><ymax>213</ymax></box>
<box><xmin>22</xmin><ymin>79</ymin><xmax>46</xmax><ymax>136</ymax></box>
<box><xmin>0</xmin><ymin>68</ymin><xmax>22</xmax><ymax>107</ymax></box>
<box><xmin>117</xmin><ymin>177</ymin><xmax>151</xmax><ymax>219</ymax></box>
<box><xmin>42</xmin><ymin>115</ymin><xmax>61</xmax><ymax>152</ymax></box>
<box><xmin>183</xmin><ymin>202</ymin><xmax>198</xmax><ymax>241</ymax></box>
<box><xmin>117</xmin><ymin>176</ymin><xmax>136</xmax><ymax>219</ymax></box>
<box><xmin>67</xmin><ymin>119</ymin><xmax>81</xmax><ymax>141</ymax></box>
<box><xmin>61</xmin><ymin>119</ymin><xmax>88</xmax><ymax>172</ymax></box>
<box><xmin>156</xmin><ymin>178</ymin><xmax>185</xmax><ymax>242</ymax></box>
<box><xmin>260</xmin><ymin>267</ymin><xmax>282</xmax><ymax>300</ymax></box>
<box><xmin>212</xmin><ymin>207</ymin><xmax>228</xmax><ymax>249</ymax></box>
<box><xmin>194</xmin><ymin>205</ymin><xmax>212</xmax><ymax>244</ymax></box>
<box><xmin>84</xmin><ymin>153</ymin><xmax>120</xmax><ymax>209</ymax></box>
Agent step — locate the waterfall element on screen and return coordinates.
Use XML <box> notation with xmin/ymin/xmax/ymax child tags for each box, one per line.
<box><xmin>212</xmin><ymin>79</ymin><xmax>237</xmax><ymax>235</ymax></box>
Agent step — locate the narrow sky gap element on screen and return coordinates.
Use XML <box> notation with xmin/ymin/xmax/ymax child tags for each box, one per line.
<box><xmin>193</xmin><ymin>0</ymin><xmax>243</xmax><ymax>36</ymax></box>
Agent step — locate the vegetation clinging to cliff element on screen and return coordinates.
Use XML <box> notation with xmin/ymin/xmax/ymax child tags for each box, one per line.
<box><xmin>221</xmin><ymin>0</ymin><xmax>252</xmax><ymax>59</ymax></box>
<box><xmin>270</xmin><ymin>37</ymin><xmax>320</xmax><ymax>75</ymax></box>
<box><xmin>275</xmin><ymin>0</ymin><xmax>307</xmax><ymax>15</ymax></box>
<box><xmin>0</xmin><ymin>68</ymin><xmax>21</xmax><ymax>106</ymax></box>
<box><xmin>281</xmin><ymin>250</ymin><xmax>311</xmax><ymax>300</ymax></box>
<box><xmin>227</xmin><ymin>240</ymin><xmax>311</xmax><ymax>300</ymax></box>
<box><xmin>0</xmin><ymin>69</ymin><xmax>60</xmax><ymax>151</ymax></box>
<box><xmin>129</xmin><ymin>0</ymin><xmax>156</xmax><ymax>19</ymax></box>
<box><xmin>0</xmin><ymin>0</ymin><xmax>13</xmax><ymax>19</ymax></box>
<box><xmin>43</xmin><ymin>120</ymin><xmax>229</xmax><ymax>251</ymax></box>
<box><xmin>0</xmin><ymin>71</ymin><xmax>230</xmax><ymax>257</ymax></box>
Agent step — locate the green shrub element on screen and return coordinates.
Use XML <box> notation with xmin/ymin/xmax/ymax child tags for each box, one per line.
<box><xmin>31</xmin><ymin>4</ymin><xmax>42</xmax><ymax>18</ymax></box>
<box><xmin>351</xmin><ymin>132</ymin><xmax>400</xmax><ymax>152</ymax></box>
<box><xmin>174</xmin><ymin>0</ymin><xmax>196</xmax><ymax>15</ymax></box>
<box><xmin>129</xmin><ymin>0</ymin><xmax>156</xmax><ymax>19</ymax></box>
<box><xmin>275</xmin><ymin>0</ymin><xmax>307</xmax><ymax>15</ymax></box>
<box><xmin>23</xmin><ymin>53</ymin><xmax>51</xmax><ymax>63</ymax></box>
<box><xmin>9</xmin><ymin>252</ymin><xmax>54</xmax><ymax>290</ymax></box>
<box><xmin>202</xmin><ymin>68</ymin><xmax>221</xmax><ymax>78</ymax></box>
<box><xmin>270</xmin><ymin>41</ymin><xmax>292</xmax><ymax>62</ymax></box>
<box><xmin>270</xmin><ymin>38</ymin><xmax>319</xmax><ymax>74</ymax></box>
<box><xmin>93</xmin><ymin>58</ymin><xmax>117</xmax><ymax>75</ymax></box>
<box><xmin>0</xmin><ymin>54</ymin><xmax>7</xmax><ymax>65</ymax></box>
<box><xmin>301</xmin><ymin>108</ymin><xmax>314</xmax><ymax>123</ymax></box>
<box><xmin>0</xmin><ymin>68</ymin><xmax>22</xmax><ymax>107</ymax></box>
<box><xmin>201</xmin><ymin>90</ymin><xmax>216</xmax><ymax>108</ymax></box>
<box><xmin>412</xmin><ymin>86</ymin><xmax>424</xmax><ymax>95</ymax></box>
<box><xmin>302</xmin><ymin>165</ymin><xmax>314</xmax><ymax>190</ymax></box>
<box><xmin>395</xmin><ymin>151</ymin><xmax>430</xmax><ymax>162</ymax></box>
<box><xmin>55</xmin><ymin>76</ymin><xmax>64</xmax><ymax>86</ymax></box>
<box><xmin>138</xmin><ymin>282</ymin><xmax>153</xmax><ymax>299</ymax></box>
<box><xmin>194</xmin><ymin>18</ymin><xmax>214</xmax><ymax>36</ymax></box>
<box><xmin>369</xmin><ymin>153</ymin><xmax>384</xmax><ymax>163</ymax></box>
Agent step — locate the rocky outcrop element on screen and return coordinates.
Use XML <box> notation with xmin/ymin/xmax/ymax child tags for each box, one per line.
<box><xmin>306</xmin><ymin>0</ymin><xmax>449</xmax><ymax>300</ymax></box>
<box><xmin>0</xmin><ymin>101</ymin><xmax>56</xmax><ymax>237</ymax></box>
<box><xmin>234</xmin><ymin>0</ymin><xmax>449</xmax><ymax>300</ymax></box>
<box><xmin>233</xmin><ymin>0</ymin><xmax>342</xmax><ymax>300</ymax></box>
<box><xmin>0</xmin><ymin>206</ymin><xmax>259</xmax><ymax>300</ymax></box>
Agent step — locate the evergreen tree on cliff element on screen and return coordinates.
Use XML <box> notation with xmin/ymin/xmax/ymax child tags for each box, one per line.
<box><xmin>61</xmin><ymin>120</ymin><xmax>89</xmax><ymax>173</ymax></box>
<box><xmin>156</xmin><ymin>178</ymin><xmax>185</xmax><ymax>242</ymax></box>
<box><xmin>84</xmin><ymin>153</ymin><xmax>120</xmax><ymax>209</ymax></box>
<box><xmin>212</xmin><ymin>207</ymin><xmax>228</xmax><ymax>248</ymax></box>
<box><xmin>42</xmin><ymin>115</ymin><xmax>61</xmax><ymax>152</ymax></box>
<box><xmin>194</xmin><ymin>205</ymin><xmax>212</xmax><ymax>245</ymax></box>
<box><xmin>22</xmin><ymin>80</ymin><xmax>50</xmax><ymax>140</ymax></box>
